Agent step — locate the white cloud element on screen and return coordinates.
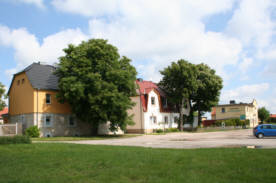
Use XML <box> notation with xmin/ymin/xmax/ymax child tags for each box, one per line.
<box><xmin>220</xmin><ymin>83</ymin><xmax>270</xmax><ymax>104</ymax></box>
<box><xmin>11</xmin><ymin>0</ymin><xmax>45</xmax><ymax>9</ymax></box>
<box><xmin>0</xmin><ymin>25</ymin><xmax>88</xmax><ymax>77</ymax></box>
<box><xmin>226</xmin><ymin>0</ymin><xmax>276</xmax><ymax>49</ymax></box>
<box><xmin>85</xmin><ymin>0</ymin><xmax>241</xmax><ymax>82</ymax></box>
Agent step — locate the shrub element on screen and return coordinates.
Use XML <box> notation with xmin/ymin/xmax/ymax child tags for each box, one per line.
<box><xmin>166</xmin><ymin>128</ymin><xmax>179</xmax><ymax>132</ymax></box>
<box><xmin>25</xmin><ymin>126</ymin><xmax>40</xmax><ymax>137</ymax></box>
<box><xmin>0</xmin><ymin>135</ymin><xmax>31</xmax><ymax>144</ymax></box>
<box><xmin>155</xmin><ymin>129</ymin><xmax>164</xmax><ymax>133</ymax></box>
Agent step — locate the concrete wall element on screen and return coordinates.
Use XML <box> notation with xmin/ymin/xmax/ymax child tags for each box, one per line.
<box><xmin>9</xmin><ymin>113</ymin><xmax>93</xmax><ymax>137</ymax></box>
<box><xmin>126</xmin><ymin>96</ymin><xmax>144</xmax><ymax>133</ymax></box>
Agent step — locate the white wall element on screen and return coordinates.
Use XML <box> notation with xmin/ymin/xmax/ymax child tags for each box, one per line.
<box><xmin>143</xmin><ymin>90</ymin><xmax>188</xmax><ymax>130</ymax></box>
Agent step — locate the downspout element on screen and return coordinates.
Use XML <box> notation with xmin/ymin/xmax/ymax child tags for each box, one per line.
<box><xmin>36</xmin><ymin>89</ymin><xmax>39</xmax><ymax>126</ymax></box>
<box><xmin>140</xmin><ymin>94</ymin><xmax>143</xmax><ymax>133</ymax></box>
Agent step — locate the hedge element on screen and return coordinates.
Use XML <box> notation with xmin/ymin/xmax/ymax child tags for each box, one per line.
<box><xmin>213</xmin><ymin>119</ymin><xmax>249</xmax><ymax>127</ymax></box>
<box><xmin>0</xmin><ymin>135</ymin><xmax>31</xmax><ymax>144</ymax></box>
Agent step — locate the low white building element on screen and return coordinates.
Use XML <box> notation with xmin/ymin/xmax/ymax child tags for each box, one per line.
<box><xmin>127</xmin><ymin>79</ymin><xmax>190</xmax><ymax>133</ymax></box>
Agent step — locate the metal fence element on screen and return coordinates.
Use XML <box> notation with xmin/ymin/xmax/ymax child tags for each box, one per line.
<box><xmin>0</xmin><ymin>123</ymin><xmax>21</xmax><ymax>136</ymax></box>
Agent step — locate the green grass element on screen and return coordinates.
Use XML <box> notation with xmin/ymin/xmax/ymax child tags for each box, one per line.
<box><xmin>32</xmin><ymin>134</ymin><xmax>140</xmax><ymax>141</ymax></box>
<box><xmin>0</xmin><ymin>144</ymin><xmax>275</xmax><ymax>183</ymax></box>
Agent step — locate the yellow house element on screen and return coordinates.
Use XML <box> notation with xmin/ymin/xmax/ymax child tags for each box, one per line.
<box><xmin>8</xmin><ymin>62</ymin><xmax>92</xmax><ymax>137</ymax></box>
<box><xmin>211</xmin><ymin>99</ymin><xmax>258</xmax><ymax>127</ymax></box>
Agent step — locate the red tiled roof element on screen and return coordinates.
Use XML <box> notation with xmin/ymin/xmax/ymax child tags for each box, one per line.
<box><xmin>0</xmin><ymin>107</ymin><xmax>8</xmax><ymax>118</ymax></box>
<box><xmin>136</xmin><ymin>80</ymin><xmax>168</xmax><ymax>112</ymax></box>
<box><xmin>270</xmin><ymin>114</ymin><xmax>276</xmax><ymax>118</ymax></box>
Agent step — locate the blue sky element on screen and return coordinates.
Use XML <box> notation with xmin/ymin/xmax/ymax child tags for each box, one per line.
<box><xmin>0</xmin><ymin>0</ymin><xmax>276</xmax><ymax>113</ymax></box>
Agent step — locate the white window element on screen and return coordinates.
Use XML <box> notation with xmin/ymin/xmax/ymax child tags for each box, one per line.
<box><xmin>174</xmin><ymin>117</ymin><xmax>178</xmax><ymax>124</ymax></box>
<box><xmin>151</xmin><ymin>97</ymin><xmax>155</xmax><ymax>105</ymax></box>
<box><xmin>46</xmin><ymin>94</ymin><xmax>51</xmax><ymax>104</ymax></box>
<box><xmin>69</xmin><ymin>116</ymin><xmax>76</xmax><ymax>127</ymax></box>
<box><xmin>164</xmin><ymin>116</ymin><xmax>168</xmax><ymax>124</ymax></box>
<box><xmin>150</xmin><ymin>116</ymin><xmax>157</xmax><ymax>124</ymax></box>
<box><xmin>44</xmin><ymin>115</ymin><xmax>52</xmax><ymax>127</ymax></box>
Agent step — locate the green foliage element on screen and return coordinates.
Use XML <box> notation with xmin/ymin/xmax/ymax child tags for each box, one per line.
<box><xmin>159</xmin><ymin>59</ymin><xmax>223</xmax><ymax>130</ymax></box>
<box><xmin>25</xmin><ymin>126</ymin><xmax>40</xmax><ymax>137</ymax></box>
<box><xmin>0</xmin><ymin>135</ymin><xmax>31</xmax><ymax>144</ymax></box>
<box><xmin>213</xmin><ymin>119</ymin><xmax>249</xmax><ymax>127</ymax></box>
<box><xmin>258</xmin><ymin>107</ymin><xmax>270</xmax><ymax>123</ymax></box>
<box><xmin>165</xmin><ymin>128</ymin><xmax>179</xmax><ymax>132</ymax></box>
<box><xmin>0</xmin><ymin>82</ymin><xmax>7</xmax><ymax>111</ymax></box>
<box><xmin>154</xmin><ymin>129</ymin><xmax>164</xmax><ymax>133</ymax></box>
<box><xmin>55</xmin><ymin>39</ymin><xmax>137</xmax><ymax>134</ymax></box>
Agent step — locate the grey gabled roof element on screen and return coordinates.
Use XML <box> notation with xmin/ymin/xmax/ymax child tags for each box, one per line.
<box><xmin>8</xmin><ymin>62</ymin><xmax>59</xmax><ymax>94</ymax></box>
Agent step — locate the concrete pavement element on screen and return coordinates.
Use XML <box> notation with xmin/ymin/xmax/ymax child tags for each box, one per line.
<box><xmin>64</xmin><ymin>129</ymin><xmax>276</xmax><ymax>149</ymax></box>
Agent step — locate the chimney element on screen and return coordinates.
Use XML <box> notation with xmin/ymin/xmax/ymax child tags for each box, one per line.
<box><xmin>230</xmin><ymin>100</ymin><xmax>236</xmax><ymax>104</ymax></box>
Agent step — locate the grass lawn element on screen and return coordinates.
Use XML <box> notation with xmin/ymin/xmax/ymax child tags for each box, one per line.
<box><xmin>32</xmin><ymin>134</ymin><xmax>140</xmax><ymax>141</ymax></box>
<box><xmin>0</xmin><ymin>144</ymin><xmax>275</xmax><ymax>183</ymax></box>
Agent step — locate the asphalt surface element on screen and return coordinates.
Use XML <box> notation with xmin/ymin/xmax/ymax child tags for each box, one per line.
<box><xmin>66</xmin><ymin>129</ymin><xmax>276</xmax><ymax>149</ymax></box>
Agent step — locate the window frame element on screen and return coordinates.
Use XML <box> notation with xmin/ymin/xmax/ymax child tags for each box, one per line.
<box><xmin>46</xmin><ymin>94</ymin><xmax>51</xmax><ymax>104</ymax></box>
<box><xmin>151</xmin><ymin>97</ymin><xmax>155</xmax><ymax>105</ymax></box>
<box><xmin>164</xmin><ymin>116</ymin><xmax>168</xmax><ymax>124</ymax></box>
<box><xmin>44</xmin><ymin>114</ymin><xmax>53</xmax><ymax>127</ymax></box>
<box><xmin>68</xmin><ymin>116</ymin><xmax>77</xmax><ymax>127</ymax></box>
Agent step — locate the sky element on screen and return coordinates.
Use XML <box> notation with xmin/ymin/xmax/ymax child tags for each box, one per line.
<box><xmin>0</xmin><ymin>0</ymin><xmax>276</xmax><ymax>113</ymax></box>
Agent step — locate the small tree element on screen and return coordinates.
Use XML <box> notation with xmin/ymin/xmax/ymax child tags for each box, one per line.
<box><xmin>0</xmin><ymin>82</ymin><xmax>6</xmax><ymax>111</ymax></box>
<box><xmin>258</xmin><ymin>107</ymin><xmax>270</xmax><ymax>123</ymax></box>
<box><xmin>159</xmin><ymin>59</ymin><xmax>198</xmax><ymax>131</ymax></box>
<box><xmin>192</xmin><ymin>63</ymin><xmax>223</xmax><ymax>125</ymax></box>
<box><xmin>55</xmin><ymin>39</ymin><xmax>137</xmax><ymax>135</ymax></box>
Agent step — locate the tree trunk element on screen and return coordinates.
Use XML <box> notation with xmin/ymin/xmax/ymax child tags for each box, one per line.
<box><xmin>179</xmin><ymin>98</ymin><xmax>184</xmax><ymax>131</ymax></box>
<box><xmin>91</xmin><ymin>123</ymin><xmax>99</xmax><ymax>136</ymax></box>
<box><xmin>198</xmin><ymin>110</ymin><xmax>201</xmax><ymax>126</ymax></box>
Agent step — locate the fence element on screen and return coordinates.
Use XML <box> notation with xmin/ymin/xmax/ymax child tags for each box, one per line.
<box><xmin>0</xmin><ymin>123</ymin><xmax>22</xmax><ymax>136</ymax></box>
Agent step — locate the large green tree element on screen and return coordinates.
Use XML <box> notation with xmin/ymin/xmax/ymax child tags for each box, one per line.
<box><xmin>258</xmin><ymin>107</ymin><xmax>270</xmax><ymax>123</ymax></box>
<box><xmin>0</xmin><ymin>82</ymin><xmax>6</xmax><ymax>111</ymax></box>
<box><xmin>55</xmin><ymin>39</ymin><xmax>137</xmax><ymax>134</ymax></box>
<box><xmin>192</xmin><ymin>63</ymin><xmax>223</xmax><ymax>125</ymax></box>
<box><xmin>159</xmin><ymin>60</ymin><xmax>198</xmax><ymax>131</ymax></box>
<box><xmin>159</xmin><ymin>59</ymin><xmax>223</xmax><ymax>131</ymax></box>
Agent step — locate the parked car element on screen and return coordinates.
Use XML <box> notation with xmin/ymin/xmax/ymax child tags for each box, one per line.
<box><xmin>253</xmin><ymin>124</ymin><xmax>276</xmax><ymax>138</ymax></box>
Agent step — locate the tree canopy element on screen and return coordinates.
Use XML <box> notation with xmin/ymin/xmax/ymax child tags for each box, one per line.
<box><xmin>258</xmin><ymin>107</ymin><xmax>270</xmax><ymax>123</ymax></box>
<box><xmin>55</xmin><ymin>39</ymin><xmax>137</xmax><ymax>134</ymax></box>
<box><xmin>159</xmin><ymin>59</ymin><xmax>223</xmax><ymax>130</ymax></box>
<box><xmin>0</xmin><ymin>82</ymin><xmax>6</xmax><ymax>111</ymax></box>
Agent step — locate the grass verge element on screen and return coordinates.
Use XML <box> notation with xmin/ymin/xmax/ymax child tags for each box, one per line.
<box><xmin>32</xmin><ymin>134</ymin><xmax>140</xmax><ymax>141</ymax></box>
<box><xmin>0</xmin><ymin>143</ymin><xmax>275</xmax><ymax>183</ymax></box>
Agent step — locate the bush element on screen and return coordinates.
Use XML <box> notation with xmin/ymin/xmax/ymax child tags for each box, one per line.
<box><xmin>155</xmin><ymin>129</ymin><xmax>164</xmax><ymax>133</ymax></box>
<box><xmin>166</xmin><ymin>128</ymin><xmax>179</xmax><ymax>132</ymax></box>
<box><xmin>25</xmin><ymin>126</ymin><xmax>40</xmax><ymax>137</ymax></box>
<box><xmin>0</xmin><ymin>135</ymin><xmax>31</xmax><ymax>144</ymax></box>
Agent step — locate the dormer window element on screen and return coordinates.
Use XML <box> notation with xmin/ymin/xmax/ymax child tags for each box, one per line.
<box><xmin>46</xmin><ymin>94</ymin><xmax>51</xmax><ymax>104</ymax></box>
<box><xmin>151</xmin><ymin>97</ymin><xmax>155</xmax><ymax>105</ymax></box>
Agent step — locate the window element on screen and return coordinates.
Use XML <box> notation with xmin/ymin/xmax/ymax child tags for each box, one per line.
<box><xmin>153</xmin><ymin>116</ymin><xmax>157</xmax><ymax>124</ymax></box>
<box><xmin>17</xmin><ymin>80</ymin><xmax>20</xmax><ymax>85</ymax></box>
<box><xmin>44</xmin><ymin>115</ymin><xmax>52</xmax><ymax>127</ymax></box>
<box><xmin>151</xmin><ymin>97</ymin><xmax>155</xmax><ymax>105</ymax></box>
<box><xmin>164</xmin><ymin>116</ymin><xmax>168</xmax><ymax>124</ymax></box>
<box><xmin>69</xmin><ymin>116</ymin><xmax>76</xmax><ymax>127</ymax></box>
<box><xmin>263</xmin><ymin>125</ymin><xmax>272</xmax><ymax>129</ymax></box>
<box><xmin>21</xmin><ymin>79</ymin><xmax>25</xmax><ymax>84</ymax></box>
<box><xmin>150</xmin><ymin>116</ymin><xmax>157</xmax><ymax>124</ymax></box>
<box><xmin>174</xmin><ymin>117</ymin><xmax>178</xmax><ymax>124</ymax></box>
<box><xmin>221</xmin><ymin>108</ymin><xmax>225</xmax><ymax>113</ymax></box>
<box><xmin>271</xmin><ymin>125</ymin><xmax>276</xmax><ymax>129</ymax></box>
<box><xmin>46</xmin><ymin>94</ymin><xmax>51</xmax><ymax>104</ymax></box>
